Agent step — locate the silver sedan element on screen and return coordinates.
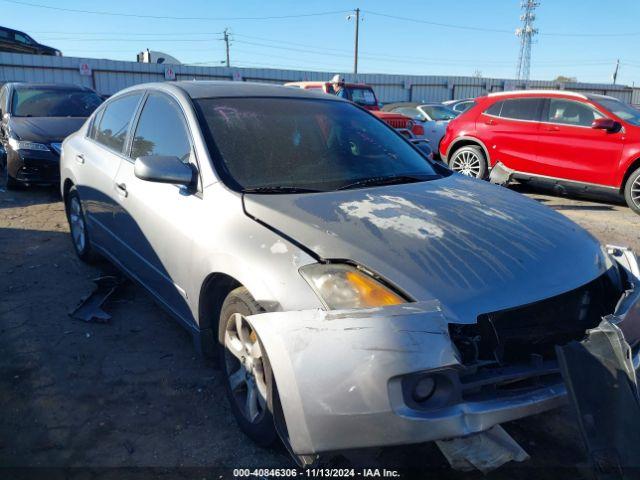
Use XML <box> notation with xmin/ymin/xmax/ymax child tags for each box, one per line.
<box><xmin>60</xmin><ymin>81</ymin><xmax>640</xmax><ymax>464</ymax></box>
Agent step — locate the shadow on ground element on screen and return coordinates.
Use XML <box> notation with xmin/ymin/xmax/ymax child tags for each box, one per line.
<box><xmin>0</xmin><ymin>189</ymin><xmax>589</xmax><ymax>478</ymax></box>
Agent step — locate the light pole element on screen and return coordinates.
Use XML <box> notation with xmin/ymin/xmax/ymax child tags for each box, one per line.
<box><xmin>347</xmin><ymin>8</ymin><xmax>361</xmax><ymax>74</ymax></box>
<box><xmin>223</xmin><ymin>28</ymin><xmax>231</xmax><ymax>68</ymax></box>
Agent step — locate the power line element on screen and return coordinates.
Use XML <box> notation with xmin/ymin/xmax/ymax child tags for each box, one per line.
<box><xmin>32</xmin><ymin>31</ymin><xmax>224</xmax><ymax>36</ymax></box>
<box><xmin>17</xmin><ymin>2</ymin><xmax>640</xmax><ymax>38</ymax></box>
<box><xmin>3</xmin><ymin>0</ymin><xmax>350</xmax><ymax>20</ymax></box>
<box><xmin>364</xmin><ymin>8</ymin><xmax>640</xmax><ymax>38</ymax></box>
<box><xmin>363</xmin><ymin>10</ymin><xmax>514</xmax><ymax>34</ymax></box>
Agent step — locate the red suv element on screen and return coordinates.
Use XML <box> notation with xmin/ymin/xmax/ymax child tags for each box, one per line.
<box><xmin>439</xmin><ymin>90</ymin><xmax>640</xmax><ymax>214</ymax></box>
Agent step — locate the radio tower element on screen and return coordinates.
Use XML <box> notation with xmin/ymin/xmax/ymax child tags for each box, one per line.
<box><xmin>515</xmin><ymin>1</ymin><xmax>539</xmax><ymax>81</ymax></box>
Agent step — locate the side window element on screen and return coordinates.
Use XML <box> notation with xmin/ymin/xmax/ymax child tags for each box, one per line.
<box><xmin>458</xmin><ymin>101</ymin><xmax>475</xmax><ymax>112</ymax></box>
<box><xmin>0</xmin><ymin>29</ymin><xmax>10</xmax><ymax>40</ymax></box>
<box><xmin>484</xmin><ymin>101</ymin><xmax>503</xmax><ymax>116</ymax></box>
<box><xmin>14</xmin><ymin>33</ymin><xmax>31</xmax><ymax>45</ymax></box>
<box><xmin>546</xmin><ymin>99</ymin><xmax>603</xmax><ymax>127</ymax></box>
<box><xmin>94</xmin><ymin>93</ymin><xmax>142</xmax><ymax>153</ymax></box>
<box><xmin>130</xmin><ymin>94</ymin><xmax>191</xmax><ymax>163</ymax></box>
<box><xmin>88</xmin><ymin>108</ymin><xmax>105</xmax><ymax>140</ymax></box>
<box><xmin>499</xmin><ymin>98</ymin><xmax>542</xmax><ymax>121</ymax></box>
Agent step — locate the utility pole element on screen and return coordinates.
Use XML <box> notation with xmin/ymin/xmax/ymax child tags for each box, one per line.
<box><xmin>223</xmin><ymin>28</ymin><xmax>230</xmax><ymax>68</ymax></box>
<box><xmin>612</xmin><ymin>58</ymin><xmax>620</xmax><ymax>84</ymax></box>
<box><xmin>347</xmin><ymin>8</ymin><xmax>361</xmax><ymax>74</ymax></box>
<box><xmin>515</xmin><ymin>1</ymin><xmax>539</xmax><ymax>82</ymax></box>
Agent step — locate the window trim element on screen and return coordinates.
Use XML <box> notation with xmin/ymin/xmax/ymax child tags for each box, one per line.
<box><xmin>541</xmin><ymin>97</ymin><xmax>607</xmax><ymax>129</ymax></box>
<box><xmin>126</xmin><ymin>89</ymin><xmax>203</xmax><ymax>194</ymax></box>
<box><xmin>192</xmin><ymin>96</ymin><xmax>447</xmax><ymax>194</ymax></box>
<box><xmin>85</xmin><ymin>91</ymin><xmax>145</xmax><ymax>159</ymax></box>
<box><xmin>481</xmin><ymin>97</ymin><xmax>544</xmax><ymax>124</ymax></box>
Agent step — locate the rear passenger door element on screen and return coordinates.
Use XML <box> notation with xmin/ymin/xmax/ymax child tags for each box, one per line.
<box><xmin>533</xmin><ymin>98</ymin><xmax>623</xmax><ymax>186</ymax></box>
<box><xmin>79</xmin><ymin>92</ymin><xmax>143</xmax><ymax>256</ymax></box>
<box><xmin>112</xmin><ymin>92</ymin><xmax>200</xmax><ymax>324</ymax></box>
<box><xmin>476</xmin><ymin>97</ymin><xmax>544</xmax><ymax>171</ymax></box>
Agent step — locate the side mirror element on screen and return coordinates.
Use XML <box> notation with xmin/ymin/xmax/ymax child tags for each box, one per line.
<box><xmin>592</xmin><ymin>118</ymin><xmax>621</xmax><ymax>132</ymax></box>
<box><xmin>134</xmin><ymin>155</ymin><xmax>195</xmax><ymax>186</ymax></box>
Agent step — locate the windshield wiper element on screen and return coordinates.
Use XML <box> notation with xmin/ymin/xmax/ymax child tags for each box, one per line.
<box><xmin>337</xmin><ymin>175</ymin><xmax>432</xmax><ymax>191</ymax></box>
<box><xmin>242</xmin><ymin>186</ymin><xmax>321</xmax><ymax>194</ymax></box>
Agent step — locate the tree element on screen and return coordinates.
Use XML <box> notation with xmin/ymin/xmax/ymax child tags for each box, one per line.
<box><xmin>554</xmin><ymin>75</ymin><xmax>577</xmax><ymax>83</ymax></box>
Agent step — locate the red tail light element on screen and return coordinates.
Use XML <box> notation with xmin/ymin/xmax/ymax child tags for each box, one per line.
<box><xmin>411</xmin><ymin>123</ymin><xmax>424</xmax><ymax>136</ymax></box>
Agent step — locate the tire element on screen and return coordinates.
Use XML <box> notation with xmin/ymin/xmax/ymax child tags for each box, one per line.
<box><xmin>218</xmin><ymin>287</ymin><xmax>278</xmax><ymax>447</ymax></box>
<box><xmin>5</xmin><ymin>174</ymin><xmax>22</xmax><ymax>190</ymax></box>
<box><xmin>64</xmin><ymin>187</ymin><xmax>97</xmax><ymax>262</ymax></box>
<box><xmin>624</xmin><ymin>166</ymin><xmax>640</xmax><ymax>215</ymax></box>
<box><xmin>448</xmin><ymin>145</ymin><xmax>488</xmax><ymax>179</ymax></box>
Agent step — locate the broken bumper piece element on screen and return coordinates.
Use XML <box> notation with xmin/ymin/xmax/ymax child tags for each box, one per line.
<box><xmin>248</xmin><ymin>295</ymin><xmax>640</xmax><ymax>456</ymax></box>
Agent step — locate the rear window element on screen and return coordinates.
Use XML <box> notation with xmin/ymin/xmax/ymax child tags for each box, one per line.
<box><xmin>484</xmin><ymin>98</ymin><xmax>542</xmax><ymax>121</ymax></box>
<box><xmin>484</xmin><ymin>101</ymin><xmax>503</xmax><ymax>116</ymax></box>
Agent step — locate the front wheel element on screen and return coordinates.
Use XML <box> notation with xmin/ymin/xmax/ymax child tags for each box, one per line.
<box><xmin>448</xmin><ymin>145</ymin><xmax>488</xmax><ymax>179</ymax></box>
<box><xmin>219</xmin><ymin>287</ymin><xmax>278</xmax><ymax>447</ymax></box>
<box><xmin>624</xmin><ymin>166</ymin><xmax>640</xmax><ymax>215</ymax></box>
<box><xmin>65</xmin><ymin>187</ymin><xmax>96</xmax><ymax>262</ymax></box>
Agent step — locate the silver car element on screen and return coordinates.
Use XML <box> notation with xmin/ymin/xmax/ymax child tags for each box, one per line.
<box><xmin>60</xmin><ymin>81</ymin><xmax>640</xmax><ymax>464</ymax></box>
<box><xmin>383</xmin><ymin>102</ymin><xmax>458</xmax><ymax>151</ymax></box>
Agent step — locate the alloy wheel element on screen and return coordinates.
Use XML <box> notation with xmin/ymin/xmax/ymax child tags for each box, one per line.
<box><xmin>224</xmin><ymin>313</ymin><xmax>268</xmax><ymax>423</ymax></box>
<box><xmin>69</xmin><ymin>197</ymin><xmax>86</xmax><ymax>252</ymax></box>
<box><xmin>451</xmin><ymin>150</ymin><xmax>482</xmax><ymax>177</ymax></box>
<box><xmin>632</xmin><ymin>175</ymin><xmax>640</xmax><ymax>209</ymax></box>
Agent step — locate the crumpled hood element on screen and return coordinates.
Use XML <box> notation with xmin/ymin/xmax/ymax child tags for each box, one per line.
<box><xmin>9</xmin><ymin>117</ymin><xmax>86</xmax><ymax>143</ymax></box>
<box><xmin>244</xmin><ymin>174</ymin><xmax>610</xmax><ymax>323</ymax></box>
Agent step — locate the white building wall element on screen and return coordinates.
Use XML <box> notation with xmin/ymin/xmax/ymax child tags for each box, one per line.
<box><xmin>0</xmin><ymin>52</ymin><xmax>633</xmax><ymax>103</ymax></box>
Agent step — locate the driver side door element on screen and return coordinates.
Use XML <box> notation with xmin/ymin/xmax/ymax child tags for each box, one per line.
<box><xmin>112</xmin><ymin>92</ymin><xmax>200</xmax><ymax>325</ymax></box>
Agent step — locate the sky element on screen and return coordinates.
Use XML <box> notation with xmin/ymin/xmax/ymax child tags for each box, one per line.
<box><xmin>3</xmin><ymin>0</ymin><xmax>640</xmax><ymax>85</ymax></box>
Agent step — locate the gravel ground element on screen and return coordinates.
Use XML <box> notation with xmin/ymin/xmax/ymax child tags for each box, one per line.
<box><xmin>1</xmin><ymin>181</ymin><xmax>638</xmax><ymax>479</ymax></box>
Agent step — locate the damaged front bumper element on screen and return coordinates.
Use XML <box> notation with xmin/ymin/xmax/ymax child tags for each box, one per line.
<box><xmin>247</xmin><ymin>249</ymin><xmax>640</xmax><ymax>456</ymax></box>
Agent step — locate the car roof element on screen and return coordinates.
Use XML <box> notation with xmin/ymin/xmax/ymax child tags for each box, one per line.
<box><xmin>486</xmin><ymin>89</ymin><xmax>620</xmax><ymax>102</ymax></box>
<box><xmin>382</xmin><ymin>102</ymin><xmax>420</xmax><ymax>110</ymax></box>
<box><xmin>7</xmin><ymin>82</ymin><xmax>94</xmax><ymax>92</ymax></box>
<box><xmin>123</xmin><ymin>80</ymin><xmax>346</xmax><ymax>101</ymax></box>
<box><xmin>0</xmin><ymin>26</ymin><xmax>25</xmax><ymax>35</ymax></box>
<box><xmin>285</xmin><ymin>80</ymin><xmax>372</xmax><ymax>89</ymax></box>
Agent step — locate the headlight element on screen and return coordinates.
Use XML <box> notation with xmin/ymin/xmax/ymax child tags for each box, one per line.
<box><xmin>8</xmin><ymin>138</ymin><xmax>50</xmax><ymax>152</ymax></box>
<box><xmin>300</xmin><ymin>263</ymin><xmax>407</xmax><ymax>310</ymax></box>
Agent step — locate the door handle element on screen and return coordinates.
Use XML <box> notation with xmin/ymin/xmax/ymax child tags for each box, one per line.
<box><xmin>543</xmin><ymin>125</ymin><xmax>560</xmax><ymax>132</ymax></box>
<box><xmin>484</xmin><ymin>118</ymin><xmax>496</xmax><ymax>125</ymax></box>
<box><xmin>75</xmin><ymin>154</ymin><xmax>85</xmax><ymax>164</ymax></box>
<box><xmin>115</xmin><ymin>182</ymin><xmax>128</xmax><ymax>197</ymax></box>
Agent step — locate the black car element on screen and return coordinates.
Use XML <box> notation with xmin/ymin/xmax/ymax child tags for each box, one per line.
<box><xmin>0</xmin><ymin>83</ymin><xmax>103</xmax><ymax>188</ymax></box>
<box><xmin>0</xmin><ymin>26</ymin><xmax>61</xmax><ymax>56</ymax></box>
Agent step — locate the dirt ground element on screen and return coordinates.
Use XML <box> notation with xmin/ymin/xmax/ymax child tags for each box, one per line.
<box><xmin>1</xmin><ymin>181</ymin><xmax>639</xmax><ymax>480</ymax></box>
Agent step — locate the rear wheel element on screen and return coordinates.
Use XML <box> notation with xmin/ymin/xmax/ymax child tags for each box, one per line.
<box><xmin>449</xmin><ymin>145</ymin><xmax>487</xmax><ymax>179</ymax></box>
<box><xmin>624</xmin><ymin>166</ymin><xmax>640</xmax><ymax>215</ymax></box>
<box><xmin>219</xmin><ymin>287</ymin><xmax>278</xmax><ymax>447</ymax></box>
